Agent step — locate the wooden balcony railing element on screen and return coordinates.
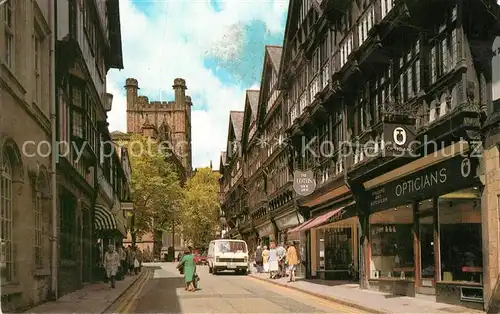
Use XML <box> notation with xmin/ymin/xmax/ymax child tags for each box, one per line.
<box><xmin>298</xmin><ymin>91</ymin><xmax>308</xmax><ymax>116</ymax></box>
<box><xmin>321</xmin><ymin>63</ymin><xmax>329</xmax><ymax>90</ymax></box>
<box><xmin>267</xmin><ymin>89</ymin><xmax>279</xmax><ymax>112</ymax></box>
<box><xmin>309</xmin><ymin>74</ymin><xmax>321</xmax><ymax>103</ymax></box>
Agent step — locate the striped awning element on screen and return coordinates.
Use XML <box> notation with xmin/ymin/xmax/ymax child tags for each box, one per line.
<box><xmin>94</xmin><ymin>204</ymin><xmax>118</xmax><ymax>231</ymax></box>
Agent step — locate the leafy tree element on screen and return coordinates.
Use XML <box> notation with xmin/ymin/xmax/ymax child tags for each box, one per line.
<box><xmin>180</xmin><ymin>167</ymin><xmax>221</xmax><ymax>249</ymax></box>
<box><xmin>123</xmin><ymin>134</ymin><xmax>182</xmax><ymax>253</ymax></box>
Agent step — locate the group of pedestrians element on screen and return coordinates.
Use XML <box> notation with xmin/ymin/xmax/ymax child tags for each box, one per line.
<box><xmin>254</xmin><ymin>241</ymin><xmax>299</xmax><ymax>282</ymax></box>
<box><xmin>104</xmin><ymin>244</ymin><xmax>143</xmax><ymax>289</ymax></box>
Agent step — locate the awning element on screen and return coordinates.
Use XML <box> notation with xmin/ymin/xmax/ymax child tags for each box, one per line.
<box><xmin>94</xmin><ymin>204</ymin><xmax>118</xmax><ymax>231</ymax></box>
<box><xmin>288</xmin><ymin>202</ymin><xmax>354</xmax><ymax>233</ymax></box>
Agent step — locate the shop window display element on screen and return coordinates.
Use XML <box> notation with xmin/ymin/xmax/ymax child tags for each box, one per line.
<box><xmin>438</xmin><ymin>188</ymin><xmax>482</xmax><ymax>283</ymax></box>
<box><xmin>316</xmin><ymin>227</ymin><xmax>353</xmax><ymax>271</ymax></box>
<box><xmin>370</xmin><ymin>204</ymin><xmax>414</xmax><ymax>279</ymax></box>
<box><xmin>418</xmin><ymin>199</ymin><xmax>435</xmax><ymax>285</ymax></box>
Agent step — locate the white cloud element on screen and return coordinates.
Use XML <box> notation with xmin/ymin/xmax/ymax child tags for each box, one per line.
<box><xmin>106</xmin><ymin>0</ymin><xmax>287</xmax><ymax>169</ymax></box>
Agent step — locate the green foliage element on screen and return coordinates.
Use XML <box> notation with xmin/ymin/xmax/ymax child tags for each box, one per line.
<box><xmin>180</xmin><ymin>167</ymin><xmax>221</xmax><ymax>248</ymax></box>
<box><xmin>123</xmin><ymin>134</ymin><xmax>182</xmax><ymax>236</ymax></box>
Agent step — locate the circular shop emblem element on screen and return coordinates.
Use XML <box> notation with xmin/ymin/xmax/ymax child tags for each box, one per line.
<box><xmin>461</xmin><ymin>157</ymin><xmax>471</xmax><ymax>178</ymax></box>
<box><xmin>293</xmin><ymin>170</ymin><xmax>317</xmax><ymax>196</ymax></box>
<box><xmin>393</xmin><ymin>127</ymin><xmax>407</xmax><ymax>146</ymax></box>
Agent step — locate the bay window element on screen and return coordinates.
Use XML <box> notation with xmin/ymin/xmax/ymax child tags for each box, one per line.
<box><xmin>381</xmin><ymin>0</ymin><xmax>394</xmax><ymax>20</ymax></box>
<box><xmin>396</xmin><ymin>39</ymin><xmax>420</xmax><ymax>104</ymax></box>
<box><xmin>358</xmin><ymin>5</ymin><xmax>375</xmax><ymax>47</ymax></box>
<box><xmin>71</xmin><ymin>86</ymin><xmax>85</xmax><ymax>138</ymax></box>
<box><xmin>70</xmin><ymin>78</ymin><xmax>98</xmax><ymax>156</ymax></box>
<box><xmin>429</xmin><ymin>6</ymin><xmax>458</xmax><ymax>85</ymax></box>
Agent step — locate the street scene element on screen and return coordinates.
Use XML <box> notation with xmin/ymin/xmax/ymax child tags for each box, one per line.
<box><xmin>2</xmin><ymin>0</ymin><xmax>500</xmax><ymax>313</ymax></box>
<box><xmin>106</xmin><ymin>263</ymin><xmax>366</xmax><ymax>314</ymax></box>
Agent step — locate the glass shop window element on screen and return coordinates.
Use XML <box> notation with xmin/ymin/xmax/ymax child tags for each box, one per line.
<box><xmin>438</xmin><ymin>187</ymin><xmax>482</xmax><ymax>284</ymax></box>
<box><xmin>370</xmin><ymin>204</ymin><xmax>414</xmax><ymax>279</ymax></box>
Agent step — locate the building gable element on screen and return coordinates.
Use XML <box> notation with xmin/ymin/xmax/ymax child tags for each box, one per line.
<box><xmin>257</xmin><ymin>46</ymin><xmax>283</xmax><ymax>128</ymax></box>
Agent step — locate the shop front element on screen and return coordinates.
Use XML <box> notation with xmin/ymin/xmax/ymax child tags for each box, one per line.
<box><xmin>257</xmin><ymin>222</ymin><xmax>275</xmax><ymax>247</ymax></box>
<box><xmin>289</xmin><ymin>200</ymin><xmax>356</xmax><ymax>280</ymax></box>
<box><xmin>364</xmin><ymin>153</ymin><xmax>483</xmax><ymax>310</ymax></box>
<box><xmin>274</xmin><ymin>210</ymin><xmax>304</xmax><ymax>244</ymax></box>
<box><xmin>93</xmin><ymin>201</ymin><xmax>127</xmax><ymax>281</ymax></box>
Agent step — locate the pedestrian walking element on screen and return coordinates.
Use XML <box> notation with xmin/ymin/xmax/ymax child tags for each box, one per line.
<box><xmin>268</xmin><ymin>242</ymin><xmax>279</xmax><ymax>279</ymax></box>
<box><xmin>286</xmin><ymin>241</ymin><xmax>299</xmax><ymax>282</ymax></box>
<box><xmin>276</xmin><ymin>242</ymin><xmax>286</xmax><ymax>278</ymax></box>
<box><xmin>117</xmin><ymin>245</ymin><xmax>126</xmax><ymax>280</ymax></box>
<box><xmin>104</xmin><ymin>245</ymin><xmax>120</xmax><ymax>288</ymax></box>
<box><xmin>127</xmin><ymin>245</ymin><xmax>136</xmax><ymax>275</ymax></box>
<box><xmin>254</xmin><ymin>246</ymin><xmax>263</xmax><ymax>273</ymax></box>
<box><xmin>177</xmin><ymin>248</ymin><xmax>197</xmax><ymax>292</ymax></box>
<box><xmin>133</xmin><ymin>247</ymin><xmax>140</xmax><ymax>275</ymax></box>
<box><xmin>262</xmin><ymin>246</ymin><xmax>269</xmax><ymax>273</ymax></box>
<box><xmin>136</xmin><ymin>248</ymin><xmax>143</xmax><ymax>272</ymax></box>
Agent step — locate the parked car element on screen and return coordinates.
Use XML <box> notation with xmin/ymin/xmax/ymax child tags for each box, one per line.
<box><xmin>193</xmin><ymin>252</ymin><xmax>208</xmax><ymax>265</ymax></box>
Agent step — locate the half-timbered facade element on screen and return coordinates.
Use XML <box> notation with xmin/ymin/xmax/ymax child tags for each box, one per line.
<box><xmin>279</xmin><ymin>0</ymin><xmax>500</xmax><ymax>311</ymax></box>
<box><xmin>240</xmin><ymin>90</ymin><xmax>263</xmax><ymax>249</ymax></box>
<box><xmin>256</xmin><ymin>46</ymin><xmax>300</xmax><ymax>246</ymax></box>
<box><xmin>220</xmin><ymin>111</ymin><xmax>246</xmax><ymax>239</ymax></box>
<box><xmin>54</xmin><ymin>0</ymin><xmax>124</xmax><ymax>298</ymax></box>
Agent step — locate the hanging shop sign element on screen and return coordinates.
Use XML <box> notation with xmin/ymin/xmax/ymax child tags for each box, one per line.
<box><xmin>257</xmin><ymin>223</ymin><xmax>275</xmax><ymax>238</ymax></box>
<box><xmin>382</xmin><ymin>123</ymin><xmax>417</xmax><ymax>157</ymax></box>
<box><xmin>368</xmin><ymin>154</ymin><xmax>480</xmax><ymax>211</ymax></box>
<box><xmin>275</xmin><ymin>212</ymin><xmax>303</xmax><ymax>231</ymax></box>
<box><xmin>293</xmin><ymin>170</ymin><xmax>316</xmax><ymax>196</ymax></box>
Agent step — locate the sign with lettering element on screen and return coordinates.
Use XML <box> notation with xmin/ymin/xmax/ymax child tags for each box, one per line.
<box><xmin>276</xmin><ymin>213</ymin><xmax>300</xmax><ymax>231</ymax></box>
<box><xmin>293</xmin><ymin>170</ymin><xmax>316</xmax><ymax>196</ymax></box>
<box><xmin>257</xmin><ymin>223</ymin><xmax>274</xmax><ymax>238</ymax></box>
<box><xmin>368</xmin><ymin>155</ymin><xmax>480</xmax><ymax>211</ymax></box>
<box><xmin>382</xmin><ymin>124</ymin><xmax>416</xmax><ymax>157</ymax></box>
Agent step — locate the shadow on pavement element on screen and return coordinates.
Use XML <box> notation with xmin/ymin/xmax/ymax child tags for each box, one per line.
<box><xmin>133</xmin><ymin>276</ymin><xmax>184</xmax><ymax>313</ymax></box>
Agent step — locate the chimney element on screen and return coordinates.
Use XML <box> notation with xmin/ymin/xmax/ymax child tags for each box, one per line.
<box><xmin>210</xmin><ymin>160</ymin><xmax>213</xmax><ymax>169</ymax></box>
<box><xmin>173</xmin><ymin>78</ymin><xmax>187</xmax><ymax>109</ymax></box>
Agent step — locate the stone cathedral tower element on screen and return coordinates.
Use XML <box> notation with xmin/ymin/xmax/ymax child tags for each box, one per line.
<box><xmin>125</xmin><ymin>78</ymin><xmax>192</xmax><ymax>178</ymax></box>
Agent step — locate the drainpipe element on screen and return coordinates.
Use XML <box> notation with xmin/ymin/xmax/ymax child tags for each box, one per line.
<box><xmin>49</xmin><ymin>0</ymin><xmax>58</xmax><ymax>300</ymax></box>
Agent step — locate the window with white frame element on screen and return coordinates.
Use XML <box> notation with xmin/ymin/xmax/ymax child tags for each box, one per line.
<box><xmin>33</xmin><ymin>189</ymin><xmax>42</xmax><ymax>266</ymax></box>
<box><xmin>429</xmin><ymin>6</ymin><xmax>458</xmax><ymax>85</ymax></box>
<box><xmin>1</xmin><ymin>153</ymin><xmax>13</xmax><ymax>283</ymax></box>
<box><xmin>371</xmin><ymin>64</ymin><xmax>392</xmax><ymax>123</ymax></box>
<box><xmin>381</xmin><ymin>0</ymin><xmax>394</xmax><ymax>20</ymax></box>
<box><xmin>396</xmin><ymin>39</ymin><xmax>421</xmax><ymax>103</ymax></box>
<box><xmin>4</xmin><ymin>0</ymin><xmax>14</xmax><ymax>68</ymax></box>
<box><xmin>358</xmin><ymin>6</ymin><xmax>375</xmax><ymax>47</ymax></box>
<box><xmin>33</xmin><ymin>31</ymin><xmax>42</xmax><ymax>105</ymax></box>
<box><xmin>340</xmin><ymin>33</ymin><xmax>354</xmax><ymax>69</ymax></box>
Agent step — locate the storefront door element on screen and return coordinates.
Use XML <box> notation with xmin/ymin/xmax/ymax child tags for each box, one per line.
<box><xmin>418</xmin><ymin>199</ymin><xmax>436</xmax><ymax>293</ymax></box>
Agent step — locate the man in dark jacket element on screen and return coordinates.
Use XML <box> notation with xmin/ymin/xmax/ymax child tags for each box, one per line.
<box><xmin>255</xmin><ymin>246</ymin><xmax>263</xmax><ymax>273</ymax></box>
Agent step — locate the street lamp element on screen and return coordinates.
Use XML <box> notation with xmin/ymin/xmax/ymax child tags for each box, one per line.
<box><xmin>103</xmin><ymin>93</ymin><xmax>114</xmax><ymax>112</ymax></box>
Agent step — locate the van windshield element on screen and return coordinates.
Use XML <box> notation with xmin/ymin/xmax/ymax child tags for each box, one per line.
<box><xmin>217</xmin><ymin>241</ymin><xmax>247</xmax><ymax>253</ymax></box>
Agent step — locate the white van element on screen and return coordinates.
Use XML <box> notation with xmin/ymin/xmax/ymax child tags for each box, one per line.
<box><xmin>207</xmin><ymin>239</ymin><xmax>248</xmax><ymax>275</ymax></box>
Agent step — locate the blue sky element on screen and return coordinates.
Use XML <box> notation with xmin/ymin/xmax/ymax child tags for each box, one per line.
<box><xmin>106</xmin><ymin>0</ymin><xmax>289</xmax><ymax>169</ymax></box>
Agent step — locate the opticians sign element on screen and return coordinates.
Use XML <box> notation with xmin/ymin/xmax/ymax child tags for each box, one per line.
<box><xmin>368</xmin><ymin>154</ymin><xmax>481</xmax><ymax>211</ymax></box>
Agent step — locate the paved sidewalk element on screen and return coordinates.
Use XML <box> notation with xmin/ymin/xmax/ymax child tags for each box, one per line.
<box><xmin>26</xmin><ymin>272</ymin><xmax>145</xmax><ymax>313</ymax></box>
<box><xmin>250</xmin><ymin>272</ymin><xmax>484</xmax><ymax>313</ymax></box>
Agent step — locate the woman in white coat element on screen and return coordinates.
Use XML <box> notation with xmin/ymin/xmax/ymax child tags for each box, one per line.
<box><xmin>262</xmin><ymin>246</ymin><xmax>270</xmax><ymax>273</ymax></box>
<box><xmin>104</xmin><ymin>245</ymin><xmax>120</xmax><ymax>288</ymax></box>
